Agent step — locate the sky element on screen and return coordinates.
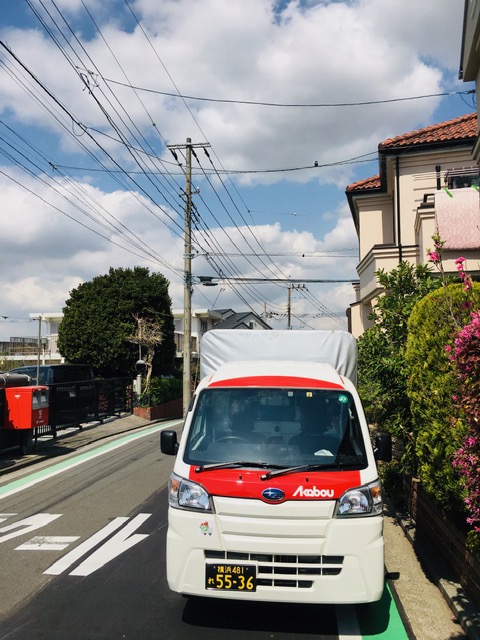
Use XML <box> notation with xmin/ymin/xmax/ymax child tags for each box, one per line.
<box><xmin>0</xmin><ymin>0</ymin><xmax>476</xmax><ymax>341</ymax></box>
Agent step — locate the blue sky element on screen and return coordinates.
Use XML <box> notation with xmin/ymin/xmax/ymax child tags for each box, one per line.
<box><xmin>0</xmin><ymin>0</ymin><xmax>476</xmax><ymax>341</ymax></box>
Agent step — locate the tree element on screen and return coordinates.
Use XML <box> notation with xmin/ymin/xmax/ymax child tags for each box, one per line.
<box><xmin>128</xmin><ymin>314</ymin><xmax>164</xmax><ymax>390</ymax></box>
<box><xmin>357</xmin><ymin>262</ymin><xmax>441</xmax><ymax>452</ymax></box>
<box><xmin>57</xmin><ymin>267</ymin><xmax>176</xmax><ymax>378</ymax></box>
<box><xmin>405</xmin><ymin>283</ymin><xmax>480</xmax><ymax>510</ymax></box>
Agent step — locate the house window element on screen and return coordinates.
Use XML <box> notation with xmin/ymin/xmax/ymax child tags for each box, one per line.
<box><xmin>445</xmin><ymin>167</ymin><xmax>480</xmax><ymax>190</ymax></box>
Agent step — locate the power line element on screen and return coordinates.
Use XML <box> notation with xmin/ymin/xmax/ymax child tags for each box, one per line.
<box><xmin>40</xmin><ymin>151</ymin><xmax>378</xmax><ymax>177</ymax></box>
<box><xmin>0</xmin><ymin>39</ymin><xmax>187</xmax><ymax>243</ymax></box>
<box><xmin>196</xmin><ymin>251</ymin><xmax>358</xmax><ymax>258</ymax></box>
<box><xmin>22</xmin><ymin>1</ymin><xmax>189</xmax><ymax>228</ymax></box>
<box><xmin>102</xmin><ymin>80</ymin><xmax>476</xmax><ymax>108</ymax></box>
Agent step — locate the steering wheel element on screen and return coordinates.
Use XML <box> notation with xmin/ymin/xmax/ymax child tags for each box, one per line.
<box><xmin>215</xmin><ymin>436</ymin><xmax>249</xmax><ymax>444</ymax></box>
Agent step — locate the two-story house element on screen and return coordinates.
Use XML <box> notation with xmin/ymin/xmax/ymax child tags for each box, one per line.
<box><xmin>172</xmin><ymin>307</ymin><xmax>271</xmax><ymax>360</ymax></box>
<box><xmin>173</xmin><ymin>308</ymin><xmax>224</xmax><ymax>358</ymax></box>
<box><xmin>211</xmin><ymin>309</ymin><xmax>272</xmax><ymax>331</ymax></box>
<box><xmin>346</xmin><ymin>112</ymin><xmax>480</xmax><ymax>338</ymax></box>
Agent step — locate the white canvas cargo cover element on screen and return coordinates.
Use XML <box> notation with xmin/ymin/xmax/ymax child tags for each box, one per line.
<box><xmin>200</xmin><ymin>329</ymin><xmax>357</xmax><ymax>385</ymax></box>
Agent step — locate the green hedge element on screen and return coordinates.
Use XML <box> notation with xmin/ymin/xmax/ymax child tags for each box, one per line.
<box><xmin>405</xmin><ymin>283</ymin><xmax>480</xmax><ymax>510</ymax></box>
<box><xmin>138</xmin><ymin>376</ymin><xmax>182</xmax><ymax>407</ymax></box>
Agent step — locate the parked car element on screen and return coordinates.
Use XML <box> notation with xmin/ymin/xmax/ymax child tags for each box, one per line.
<box><xmin>9</xmin><ymin>364</ymin><xmax>94</xmax><ymax>385</ymax></box>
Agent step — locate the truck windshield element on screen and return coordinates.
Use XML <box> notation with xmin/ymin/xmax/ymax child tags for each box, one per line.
<box><xmin>183</xmin><ymin>387</ymin><xmax>368</xmax><ymax>470</ymax></box>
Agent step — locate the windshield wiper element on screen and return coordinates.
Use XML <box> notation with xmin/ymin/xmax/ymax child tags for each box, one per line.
<box><xmin>261</xmin><ymin>461</ymin><xmax>361</xmax><ymax>480</ymax></box>
<box><xmin>195</xmin><ymin>461</ymin><xmax>285</xmax><ymax>473</ymax></box>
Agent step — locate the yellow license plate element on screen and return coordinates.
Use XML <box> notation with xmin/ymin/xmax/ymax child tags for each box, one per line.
<box><xmin>205</xmin><ymin>564</ymin><xmax>256</xmax><ymax>591</ymax></box>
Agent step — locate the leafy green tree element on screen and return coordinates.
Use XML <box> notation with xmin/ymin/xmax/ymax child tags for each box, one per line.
<box><xmin>58</xmin><ymin>267</ymin><xmax>176</xmax><ymax>378</ymax></box>
<box><xmin>357</xmin><ymin>262</ymin><xmax>441</xmax><ymax>451</ymax></box>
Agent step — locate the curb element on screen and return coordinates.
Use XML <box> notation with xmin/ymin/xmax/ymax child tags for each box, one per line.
<box><xmin>386</xmin><ymin>572</ymin><xmax>418</xmax><ymax>640</ymax></box>
<box><xmin>387</xmin><ymin>498</ymin><xmax>480</xmax><ymax>640</ymax></box>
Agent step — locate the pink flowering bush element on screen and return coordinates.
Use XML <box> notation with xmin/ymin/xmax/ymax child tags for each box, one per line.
<box><xmin>427</xmin><ymin>232</ymin><xmax>446</xmax><ymax>276</ymax></box>
<box><xmin>451</xmin><ymin>311</ymin><xmax>480</xmax><ymax>530</ymax></box>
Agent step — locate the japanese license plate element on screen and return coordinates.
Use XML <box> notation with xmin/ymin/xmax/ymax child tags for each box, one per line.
<box><xmin>205</xmin><ymin>564</ymin><xmax>256</xmax><ymax>591</ymax></box>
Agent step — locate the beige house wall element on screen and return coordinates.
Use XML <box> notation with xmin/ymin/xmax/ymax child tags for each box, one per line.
<box><xmin>349</xmin><ymin>145</ymin><xmax>479</xmax><ymax>338</ymax></box>
<box><xmin>357</xmin><ymin>195</ymin><xmax>394</xmax><ymax>261</ymax></box>
<box><xmin>393</xmin><ymin>148</ymin><xmax>477</xmax><ymax>249</ymax></box>
<box><xmin>349</xmin><ymin>300</ymin><xmax>373</xmax><ymax>340</ymax></box>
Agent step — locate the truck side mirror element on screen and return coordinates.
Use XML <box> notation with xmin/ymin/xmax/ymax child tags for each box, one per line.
<box><xmin>161</xmin><ymin>430</ymin><xmax>178</xmax><ymax>455</ymax></box>
<box><xmin>374</xmin><ymin>433</ymin><xmax>392</xmax><ymax>463</ymax></box>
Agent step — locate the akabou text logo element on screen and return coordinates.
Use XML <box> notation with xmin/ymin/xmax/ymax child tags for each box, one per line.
<box><xmin>293</xmin><ymin>486</ymin><xmax>334</xmax><ymax>498</ymax></box>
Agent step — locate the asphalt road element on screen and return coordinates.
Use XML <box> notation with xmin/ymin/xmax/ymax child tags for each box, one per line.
<box><xmin>0</xmin><ymin>419</ymin><xmax>466</xmax><ymax>639</ymax></box>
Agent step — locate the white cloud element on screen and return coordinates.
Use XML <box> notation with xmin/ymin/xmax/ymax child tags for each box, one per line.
<box><xmin>0</xmin><ymin>0</ymin><xmax>471</xmax><ymax>340</ymax></box>
<box><xmin>1</xmin><ymin>0</ymin><xmax>462</xmax><ymax>182</ymax></box>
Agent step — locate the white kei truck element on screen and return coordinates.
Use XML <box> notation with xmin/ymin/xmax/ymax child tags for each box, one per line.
<box><xmin>160</xmin><ymin>330</ymin><xmax>392</xmax><ymax>605</ymax></box>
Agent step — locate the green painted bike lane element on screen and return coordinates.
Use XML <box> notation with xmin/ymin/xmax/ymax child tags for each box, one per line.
<box><xmin>357</xmin><ymin>583</ymin><xmax>411</xmax><ymax>639</ymax></box>
<box><xmin>0</xmin><ymin>422</ymin><xmax>172</xmax><ymax>500</ymax></box>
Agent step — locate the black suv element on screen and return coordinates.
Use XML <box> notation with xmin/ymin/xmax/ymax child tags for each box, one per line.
<box><xmin>9</xmin><ymin>364</ymin><xmax>94</xmax><ymax>385</ymax></box>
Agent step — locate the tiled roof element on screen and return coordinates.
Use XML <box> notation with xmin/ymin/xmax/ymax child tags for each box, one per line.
<box><xmin>345</xmin><ymin>174</ymin><xmax>380</xmax><ymax>193</ymax></box>
<box><xmin>379</xmin><ymin>112</ymin><xmax>477</xmax><ymax>150</ymax></box>
<box><xmin>346</xmin><ymin>113</ymin><xmax>477</xmax><ymax>193</ymax></box>
<box><xmin>213</xmin><ymin>312</ymin><xmax>271</xmax><ymax>330</ymax></box>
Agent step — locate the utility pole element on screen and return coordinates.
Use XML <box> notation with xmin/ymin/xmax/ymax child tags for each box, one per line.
<box><xmin>167</xmin><ymin>138</ymin><xmax>210</xmax><ymax>417</ymax></box>
<box><xmin>36</xmin><ymin>315</ymin><xmax>42</xmax><ymax>383</ymax></box>
<box><xmin>287</xmin><ymin>286</ymin><xmax>291</xmax><ymax>330</ymax></box>
<box><xmin>287</xmin><ymin>284</ymin><xmax>307</xmax><ymax>329</ymax></box>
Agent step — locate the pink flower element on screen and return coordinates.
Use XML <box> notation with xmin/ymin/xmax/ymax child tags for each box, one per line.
<box><xmin>455</xmin><ymin>257</ymin><xmax>466</xmax><ymax>265</ymax></box>
<box><xmin>428</xmin><ymin>251</ymin><xmax>441</xmax><ymax>262</ymax></box>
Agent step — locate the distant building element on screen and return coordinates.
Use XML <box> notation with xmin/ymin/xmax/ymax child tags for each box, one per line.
<box><xmin>172</xmin><ymin>308</ymin><xmax>223</xmax><ymax>358</ymax></box>
<box><xmin>2</xmin><ymin>307</ymin><xmax>271</xmax><ymax>368</ymax></box>
<box><xmin>172</xmin><ymin>307</ymin><xmax>271</xmax><ymax>360</ymax></box>
<box><xmin>212</xmin><ymin>309</ymin><xmax>272</xmax><ymax>330</ymax></box>
<box><xmin>0</xmin><ymin>313</ymin><xmax>63</xmax><ymax>365</ymax></box>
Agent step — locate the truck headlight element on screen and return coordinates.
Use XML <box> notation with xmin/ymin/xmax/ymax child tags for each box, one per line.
<box><xmin>168</xmin><ymin>473</ymin><xmax>214</xmax><ymax>512</ymax></box>
<box><xmin>334</xmin><ymin>480</ymin><xmax>383</xmax><ymax>517</ymax></box>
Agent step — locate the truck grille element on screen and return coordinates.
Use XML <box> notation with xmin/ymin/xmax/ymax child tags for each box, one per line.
<box><xmin>204</xmin><ymin>550</ymin><xmax>343</xmax><ymax>588</ymax></box>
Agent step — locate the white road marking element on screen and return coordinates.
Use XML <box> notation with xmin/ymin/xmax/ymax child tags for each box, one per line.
<box><xmin>44</xmin><ymin>516</ymin><xmax>130</xmax><ymax>575</ymax></box>
<box><xmin>336</xmin><ymin>604</ymin><xmax>362</xmax><ymax>639</ymax></box>
<box><xmin>0</xmin><ymin>513</ymin><xmax>62</xmax><ymax>544</ymax></box>
<box><xmin>69</xmin><ymin>513</ymin><xmax>151</xmax><ymax>576</ymax></box>
<box><xmin>0</xmin><ymin>513</ymin><xmax>17</xmax><ymax>523</ymax></box>
<box><xmin>16</xmin><ymin>536</ymin><xmax>79</xmax><ymax>551</ymax></box>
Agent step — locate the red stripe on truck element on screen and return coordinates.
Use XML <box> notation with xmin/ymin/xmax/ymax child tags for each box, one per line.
<box><xmin>208</xmin><ymin>376</ymin><xmax>344</xmax><ymax>389</ymax></box>
<box><xmin>188</xmin><ymin>468</ymin><xmax>361</xmax><ymax>503</ymax></box>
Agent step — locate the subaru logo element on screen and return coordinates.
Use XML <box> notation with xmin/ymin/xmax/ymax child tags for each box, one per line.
<box><xmin>262</xmin><ymin>488</ymin><xmax>285</xmax><ymax>502</ymax></box>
